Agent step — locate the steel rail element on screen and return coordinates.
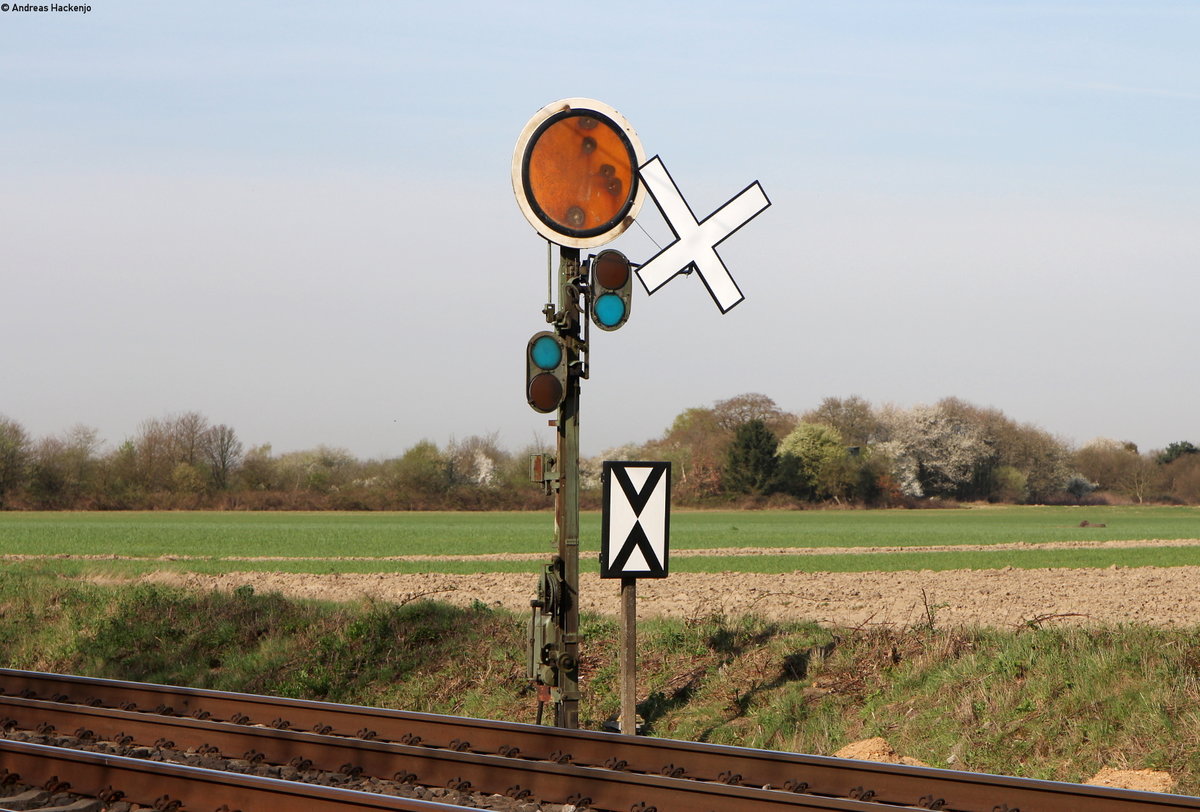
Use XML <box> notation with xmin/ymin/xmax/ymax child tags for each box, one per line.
<box><xmin>3</xmin><ymin>668</ymin><xmax>1198</xmax><ymax>811</ymax></box>
<box><xmin>0</xmin><ymin>738</ymin><xmax>470</xmax><ymax>812</ymax></box>
<box><xmin>0</xmin><ymin>695</ymin><xmax>891</xmax><ymax>812</ymax></box>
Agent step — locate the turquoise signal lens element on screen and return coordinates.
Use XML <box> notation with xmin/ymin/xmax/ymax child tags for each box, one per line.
<box><xmin>530</xmin><ymin>335</ymin><xmax>563</xmax><ymax>370</ymax></box>
<box><xmin>594</xmin><ymin>293</ymin><xmax>626</xmax><ymax>328</ymax></box>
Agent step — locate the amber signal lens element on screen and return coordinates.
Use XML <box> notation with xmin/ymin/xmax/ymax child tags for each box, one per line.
<box><xmin>525</xmin><ymin>112</ymin><xmax>636</xmax><ymax>237</ymax></box>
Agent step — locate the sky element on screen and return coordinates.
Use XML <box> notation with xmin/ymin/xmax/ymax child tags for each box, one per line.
<box><xmin>1</xmin><ymin>1</ymin><xmax>1197</xmax><ymax>460</ymax></box>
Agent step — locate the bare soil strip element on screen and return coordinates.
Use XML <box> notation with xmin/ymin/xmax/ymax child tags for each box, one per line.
<box><xmin>9</xmin><ymin>537</ymin><xmax>1200</xmax><ymax>563</ymax></box>
<box><xmin>126</xmin><ymin>564</ymin><xmax>1200</xmax><ymax>629</ymax></box>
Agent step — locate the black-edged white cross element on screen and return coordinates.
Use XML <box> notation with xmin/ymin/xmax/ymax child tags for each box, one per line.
<box><xmin>601</xmin><ymin>461</ymin><xmax>671</xmax><ymax>579</ymax></box>
<box><xmin>634</xmin><ymin>156</ymin><xmax>770</xmax><ymax>314</ymax></box>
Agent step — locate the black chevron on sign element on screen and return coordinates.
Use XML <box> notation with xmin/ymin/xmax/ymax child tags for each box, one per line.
<box><xmin>607</xmin><ymin>519</ymin><xmax>663</xmax><ymax>576</ymax></box>
<box><xmin>612</xmin><ymin>463</ymin><xmax>666</xmax><ymax>517</ymax></box>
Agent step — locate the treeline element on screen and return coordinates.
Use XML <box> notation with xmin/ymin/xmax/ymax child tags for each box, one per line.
<box><xmin>0</xmin><ymin>394</ymin><xmax>1198</xmax><ymax>510</ymax></box>
<box><xmin>646</xmin><ymin>394</ymin><xmax>1200</xmax><ymax>506</ymax></box>
<box><xmin>0</xmin><ymin>413</ymin><xmax>543</xmax><ymax>511</ymax></box>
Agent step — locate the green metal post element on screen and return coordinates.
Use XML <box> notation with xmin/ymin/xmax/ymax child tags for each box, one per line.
<box><xmin>554</xmin><ymin>246</ymin><xmax>582</xmax><ymax>729</ymax></box>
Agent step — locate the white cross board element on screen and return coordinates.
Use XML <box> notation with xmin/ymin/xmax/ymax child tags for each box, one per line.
<box><xmin>635</xmin><ymin>156</ymin><xmax>771</xmax><ymax>313</ymax></box>
<box><xmin>600</xmin><ymin>461</ymin><xmax>671</xmax><ymax>579</ymax></box>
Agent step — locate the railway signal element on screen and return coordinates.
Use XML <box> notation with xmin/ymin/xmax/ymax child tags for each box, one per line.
<box><xmin>513</xmin><ymin>97</ymin><xmax>768</xmax><ymax>730</ymax></box>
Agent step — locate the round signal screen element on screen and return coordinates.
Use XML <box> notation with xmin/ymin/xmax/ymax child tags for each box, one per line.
<box><xmin>512</xmin><ymin>99</ymin><xmax>646</xmax><ymax>249</ymax></box>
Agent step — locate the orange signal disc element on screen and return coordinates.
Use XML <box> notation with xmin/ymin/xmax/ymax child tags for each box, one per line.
<box><xmin>512</xmin><ymin>99</ymin><xmax>646</xmax><ymax>249</ymax></box>
<box><xmin>525</xmin><ymin>113</ymin><xmax>634</xmax><ymax>237</ymax></box>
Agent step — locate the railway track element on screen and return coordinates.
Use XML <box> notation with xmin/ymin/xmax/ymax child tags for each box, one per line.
<box><xmin>1</xmin><ymin>668</ymin><xmax>1197</xmax><ymax>811</ymax></box>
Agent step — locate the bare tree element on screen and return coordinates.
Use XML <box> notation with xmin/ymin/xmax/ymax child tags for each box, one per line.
<box><xmin>802</xmin><ymin>395</ymin><xmax>880</xmax><ymax>447</ymax></box>
<box><xmin>202</xmin><ymin>424</ymin><xmax>243</xmax><ymax>491</ymax></box>
<box><xmin>171</xmin><ymin>411</ymin><xmax>210</xmax><ymax>466</ymax></box>
<box><xmin>131</xmin><ymin>417</ymin><xmax>176</xmax><ymax>490</ymax></box>
<box><xmin>712</xmin><ymin>393</ymin><xmax>794</xmax><ymax>436</ymax></box>
<box><xmin>1074</xmin><ymin>438</ymin><xmax>1145</xmax><ymax>497</ymax></box>
<box><xmin>642</xmin><ymin>406</ymin><xmax>728</xmax><ymax>498</ymax></box>
<box><xmin>28</xmin><ymin>424</ymin><xmax>100</xmax><ymax>507</ymax></box>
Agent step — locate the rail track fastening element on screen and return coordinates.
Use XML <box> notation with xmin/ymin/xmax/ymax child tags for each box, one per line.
<box><xmin>3</xmin><ymin>668</ymin><xmax>1199</xmax><ymax>811</ymax></box>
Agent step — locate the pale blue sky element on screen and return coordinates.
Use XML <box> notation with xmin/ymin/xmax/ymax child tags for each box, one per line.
<box><xmin>2</xmin><ymin>1</ymin><xmax>1197</xmax><ymax>458</ymax></box>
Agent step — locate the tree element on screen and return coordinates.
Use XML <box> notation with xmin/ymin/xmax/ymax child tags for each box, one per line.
<box><xmin>994</xmin><ymin>422</ymin><xmax>1071</xmax><ymax>503</ymax></box>
<box><xmin>777</xmin><ymin>422</ymin><xmax>847</xmax><ymax>500</ymax></box>
<box><xmin>171</xmin><ymin>461</ymin><xmax>207</xmax><ymax>495</ymax></box>
<box><xmin>990</xmin><ymin>465</ymin><xmax>1029</xmax><ymax>504</ymax></box>
<box><xmin>1074</xmin><ymin>438</ymin><xmax>1162</xmax><ymax>504</ymax></box>
<box><xmin>389</xmin><ymin>440</ymin><xmax>449</xmax><ymax>507</ymax></box>
<box><xmin>643</xmin><ymin>406</ymin><xmax>729</xmax><ymax>499</ymax></box>
<box><xmin>446</xmin><ymin>433</ymin><xmax>507</xmax><ymax>489</ymax></box>
<box><xmin>1065</xmin><ymin>474</ymin><xmax>1098</xmax><ymax>502</ymax></box>
<box><xmin>171</xmin><ymin>411</ymin><xmax>210</xmax><ymax>467</ymax></box>
<box><xmin>802</xmin><ymin>395</ymin><xmax>880</xmax><ymax>448</ymax></box>
<box><xmin>1121</xmin><ymin>457</ymin><xmax>1163</xmax><ymax>504</ymax></box>
<box><xmin>237</xmin><ymin>444</ymin><xmax>277</xmax><ymax>491</ymax></box>
<box><xmin>723</xmin><ymin>419</ymin><xmax>780</xmax><ymax>496</ymax></box>
<box><xmin>120</xmin><ymin>412</ymin><xmax>225</xmax><ymax>494</ymax></box>
<box><xmin>1158</xmin><ymin>441</ymin><xmax>1199</xmax><ymax>465</ymax></box>
<box><xmin>1163</xmin><ymin>454</ymin><xmax>1200</xmax><ymax>504</ymax></box>
<box><xmin>98</xmin><ymin>439</ymin><xmax>142</xmax><ymax>507</ymax></box>
<box><xmin>272</xmin><ymin>446</ymin><xmax>358</xmax><ymax>493</ymax></box>
<box><xmin>202</xmin><ymin>424</ymin><xmax>243</xmax><ymax>491</ymax></box>
<box><xmin>129</xmin><ymin>417</ymin><xmax>177</xmax><ymax>491</ymax></box>
<box><xmin>0</xmin><ymin>416</ymin><xmax>31</xmax><ymax>507</ymax></box>
<box><xmin>28</xmin><ymin>425</ymin><xmax>100</xmax><ymax>508</ymax></box>
<box><xmin>942</xmin><ymin>399</ymin><xmax>1072</xmax><ymax>503</ymax></box>
<box><xmin>1075</xmin><ymin>438</ymin><xmax>1138</xmax><ymax>492</ymax></box>
<box><xmin>877</xmin><ymin>403</ymin><xmax>991</xmax><ymax>499</ymax></box>
<box><xmin>712</xmin><ymin>393</ymin><xmax>794</xmax><ymax>436</ymax></box>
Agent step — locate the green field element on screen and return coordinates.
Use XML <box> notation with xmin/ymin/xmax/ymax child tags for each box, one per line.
<box><xmin>1</xmin><ymin>505</ymin><xmax>1198</xmax><ymax>575</ymax></box>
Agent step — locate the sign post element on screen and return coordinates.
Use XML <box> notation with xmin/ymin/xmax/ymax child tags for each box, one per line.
<box><xmin>620</xmin><ymin>577</ymin><xmax>637</xmax><ymax>737</ymax></box>
<box><xmin>601</xmin><ymin>460</ymin><xmax>671</xmax><ymax>733</ymax></box>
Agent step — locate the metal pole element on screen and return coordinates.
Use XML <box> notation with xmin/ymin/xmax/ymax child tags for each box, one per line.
<box><xmin>620</xmin><ymin>576</ymin><xmax>637</xmax><ymax>735</ymax></box>
<box><xmin>554</xmin><ymin>246</ymin><xmax>582</xmax><ymax>729</ymax></box>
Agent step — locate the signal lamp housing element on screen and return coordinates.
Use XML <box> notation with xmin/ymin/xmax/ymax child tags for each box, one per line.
<box><xmin>588</xmin><ymin>249</ymin><xmax>633</xmax><ymax>331</ymax></box>
<box><xmin>526</xmin><ymin>331</ymin><xmax>569</xmax><ymax>413</ymax></box>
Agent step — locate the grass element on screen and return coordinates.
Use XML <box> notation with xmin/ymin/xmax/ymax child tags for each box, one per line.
<box><xmin>0</xmin><ymin>511</ymin><xmax>555</xmax><ymax>557</ymax></box>
<box><xmin>4</xmin><ymin>571</ymin><xmax>1200</xmax><ymax>793</ymax></box>
<box><xmin>583</xmin><ymin>615</ymin><xmax>1200</xmax><ymax>791</ymax></box>
<box><xmin>2</xmin><ymin>505</ymin><xmax>1199</xmax><ymax>577</ymax></box>
<box><xmin>0</xmin><ymin>501</ymin><xmax>1195</xmax><ymax>556</ymax></box>
<box><xmin>1</xmin><ymin>505</ymin><xmax>1198</xmax><ymax>558</ymax></box>
<box><xmin>0</xmin><ymin>569</ymin><xmax>529</xmax><ymax>717</ymax></box>
<box><xmin>672</xmin><ymin>505</ymin><xmax>1200</xmax><ymax>550</ymax></box>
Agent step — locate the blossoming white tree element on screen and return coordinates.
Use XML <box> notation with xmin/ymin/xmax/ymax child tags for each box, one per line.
<box><xmin>877</xmin><ymin>403</ymin><xmax>991</xmax><ymax>498</ymax></box>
